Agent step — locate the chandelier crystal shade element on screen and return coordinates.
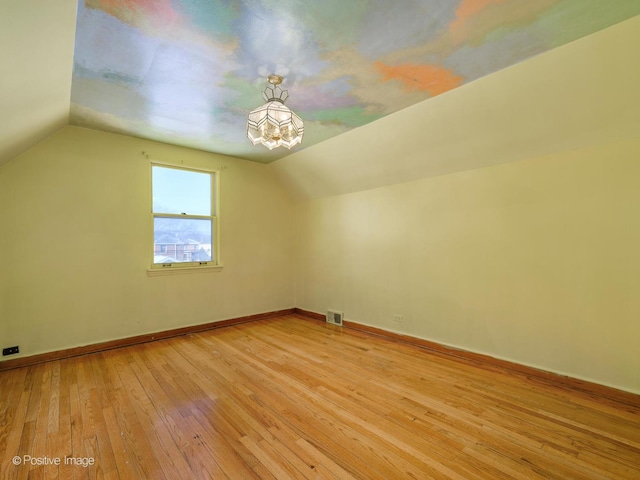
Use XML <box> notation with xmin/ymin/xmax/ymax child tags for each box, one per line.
<box><xmin>247</xmin><ymin>75</ymin><xmax>304</xmax><ymax>150</ymax></box>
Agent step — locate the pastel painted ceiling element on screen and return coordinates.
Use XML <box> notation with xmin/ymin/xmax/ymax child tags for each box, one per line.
<box><xmin>70</xmin><ymin>0</ymin><xmax>640</xmax><ymax>164</ymax></box>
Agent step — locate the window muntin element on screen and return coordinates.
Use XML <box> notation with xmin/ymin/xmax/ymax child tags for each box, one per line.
<box><xmin>151</xmin><ymin>165</ymin><xmax>217</xmax><ymax>268</ymax></box>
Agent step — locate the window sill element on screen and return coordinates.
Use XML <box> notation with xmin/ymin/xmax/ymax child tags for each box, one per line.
<box><xmin>146</xmin><ymin>264</ymin><xmax>223</xmax><ymax>277</ymax></box>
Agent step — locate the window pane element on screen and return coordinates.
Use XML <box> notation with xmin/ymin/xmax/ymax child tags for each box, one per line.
<box><xmin>152</xmin><ymin>166</ymin><xmax>211</xmax><ymax>216</ymax></box>
<box><xmin>153</xmin><ymin>217</ymin><xmax>213</xmax><ymax>263</ymax></box>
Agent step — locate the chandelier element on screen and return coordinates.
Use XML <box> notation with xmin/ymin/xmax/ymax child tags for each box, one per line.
<box><xmin>247</xmin><ymin>74</ymin><xmax>304</xmax><ymax>150</ymax></box>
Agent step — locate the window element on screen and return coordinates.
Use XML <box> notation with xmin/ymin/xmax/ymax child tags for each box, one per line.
<box><xmin>151</xmin><ymin>164</ymin><xmax>218</xmax><ymax>269</ymax></box>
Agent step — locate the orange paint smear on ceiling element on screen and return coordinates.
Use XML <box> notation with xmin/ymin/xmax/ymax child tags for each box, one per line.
<box><xmin>90</xmin><ymin>0</ymin><xmax>181</xmax><ymax>27</ymax></box>
<box><xmin>375</xmin><ymin>62</ymin><xmax>463</xmax><ymax>96</ymax></box>
<box><xmin>450</xmin><ymin>0</ymin><xmax>505</xmax><ymax>39</ymax></box>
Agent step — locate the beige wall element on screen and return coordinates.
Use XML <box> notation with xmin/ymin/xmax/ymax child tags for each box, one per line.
<box><xmin>294</xmin><ymin>138</ymin><xmax>640</xmax><ymax>393</ymax></box>
<box><xmin>0</xmin><ymin>0</ymin><xmax>77</xmax><ymax>166</ymax></box>
<box><xmin>0</xmin><ymin>126</ymin><xmax>295</xmax><ymax>359</ymax></box>
<box><xmin>287</xmin><ymin>16</ymin><xmax>640</xmax><ymax>395</ymax></box>
<box><xmin>0</xmin><ymin>228</ymin><xmax>5</xmax><ymax>348</ymax></box>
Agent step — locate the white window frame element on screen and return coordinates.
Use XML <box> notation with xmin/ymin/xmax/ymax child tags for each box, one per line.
<box><xmin>148</xmin><ymin>162</ymin><xmax>221</xmax><ymax>276</ymax></box>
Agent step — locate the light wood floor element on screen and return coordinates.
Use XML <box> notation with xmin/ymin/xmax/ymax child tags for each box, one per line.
<box><xmin>1</xmin><ymin>315</ymin><xmax>639</xmax><ymax>479</ymax></box>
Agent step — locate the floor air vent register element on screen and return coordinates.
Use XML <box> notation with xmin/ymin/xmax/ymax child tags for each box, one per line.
<box><xmin>326</xmin><ymin>310</ymin><xmax>343</xmax><ymax>326</ymax></box>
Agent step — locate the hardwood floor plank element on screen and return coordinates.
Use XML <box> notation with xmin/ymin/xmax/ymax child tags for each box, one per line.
<box><xmin>240</xmin><ymin>435</ymin><xmax>298</xmax><ymax>480</ymax></box>
<box><xmin>113</xmin><ymin>358</ymin><xmax>183</xmax><ymax>480</ymax></box>
<box><xmin>54</xmin><ymin>361</ymin><xmax>73</xmax><ymax>480</ymax></box>
<box><xmin>226</xmin><ymin>345</ymin><xmax>463</xmax><ymax>477</ymax></box>
<box><xmin>0</xmin><ymin>369</ymin><xmax>28</xmax><ymax>463</ymax></box>
<box><xmin>0</xmin><ymin>400</ymin><xmax>31</xmax><ymax>480</ymax></box>
<box><xmin>31</xmin><ymin>364</ymin><xmax>52</xmax><ymax>467</ymax></box>
<box><xmin>107</xmin><ymin>352</ymin><xmax>169</xmax><ymax>479</ymax></box>
<box><xmin>1</xmin><ymin>316</ymin><xmax>639</xmax><ymax>479</ymax></box>
<box><xmin>126</xmin><ymin>350</ymin><xmax>203</xmax><ymax>480</ymax></box>
<box><xmin>188</xmin><ymin>334</ymin><xmax>398</xmax><ymax>479</ymax></box>
<box><xmin>265</xmin><ymin>424</ymin><xmax>340</xmax><ymax>480</ymax></box>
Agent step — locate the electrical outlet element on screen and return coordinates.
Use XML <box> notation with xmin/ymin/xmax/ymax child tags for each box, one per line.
<box><xmin>2</xmin><ymin>346</ymin><xmax>19</xmax><ymax>356</ymax></box>
<box><xmin>393</xmin><ymin>314</ymin><xmax>403</xmax><ymax>324</ymax></box>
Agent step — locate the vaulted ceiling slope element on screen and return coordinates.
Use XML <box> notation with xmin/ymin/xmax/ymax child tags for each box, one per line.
<box><xmin>271</xmin><ymin>14</ymin><xmax>640</xmax><ymax>199</ymax></box>
<box><xmin>0</xmin><ymin>0</ymin><xmax>77</xmax><ymax>167</ymax></box>
<box><xmin>1</xmin><ymin>1</ymin><xmax>639</xmax><ymax>168</ymax></box>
